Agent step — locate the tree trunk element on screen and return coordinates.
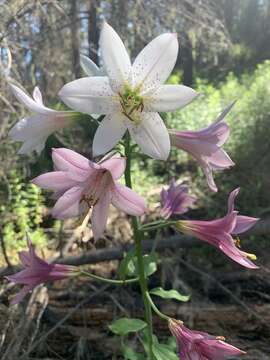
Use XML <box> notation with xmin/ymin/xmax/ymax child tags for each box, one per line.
<box><xmin>71</xmin><ymin>0</ymin><xmax>81</xmax><ymax>78</ymax></box>
<box><xmin>182</xmin><ymin>33</ymin><xmax>193</xmax><ymax>87</ymax></box>
<box><xmin>88</xmin><ymin>0</ymin><xmax>99</xmax><ymax>65</ymax></box>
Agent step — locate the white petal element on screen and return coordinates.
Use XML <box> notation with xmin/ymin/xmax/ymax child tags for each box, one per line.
<box><xmin>10</xmin><ymin>84</ymin><xmax>53</xmax><ymax>114</ymax></box>
<box><xmin>32</xmin><ymin>86</ymin><xmax>44</xmax><ymax>105</ymax></box>
<box><xmin>146</xmin><ymin>85</ymin><xmax>198</xmax><ymax>112</ymax></box>
<box><xmin>132</xmin><ymin>33</ymin><xmax>179</xmax><ymax>93</ymax></box>
<box><xmin>80</xmin><ymin>54</ymin><xmax>101</xmax><ymax>76</ymax></box>
<box><xmin>59</xmin><ymin>76</ymin><xmax>119</xmax><ymax>115</ymax></box>
<box><xmin>126</xmin><ymin>113</ymin><xmax>170</xmax><ymax>160</ymax></box>
<box><xmin>93</xmin><ymin>113</ymin><xmax>127</xmax><ymax>157</ymax></box>
<box><xmin>18</xmin><ymin>136</ymin><xmax>46</xmax><ymax>154</ymax></box>
<box><xmin>100</xmin><ymin>22</ymin><xmax>132</xmax><ymax>92</ymax></box>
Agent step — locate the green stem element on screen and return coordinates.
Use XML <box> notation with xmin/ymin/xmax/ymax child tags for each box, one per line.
<box><xmin>124</xmin><ymin>134</ymin><xmax>154</xmax><ymax>359</ymax></box>
<box><xmin>146</xmin><ymin>292</ymin><xmax>170</xmax><ymax>321</ymax></box>
<box><xmin>141</xmin><ymin>220</ymin><xmax>177</xmax><ymax>232</ymax></box>
<box><xmin>80</xmin><ymin>270</ymin><xmax>139</xmax><ymax>285</ymax></box>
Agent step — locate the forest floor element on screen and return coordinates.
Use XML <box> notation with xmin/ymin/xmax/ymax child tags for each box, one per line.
<box><xmin>0</xmin><ymin>210</ymin><xmax>270</xmax><ymax>359</ymax></box>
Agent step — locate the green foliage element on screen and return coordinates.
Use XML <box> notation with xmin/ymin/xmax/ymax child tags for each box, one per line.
<box><xmin>0</xmin><ymin>169</ymin><xmax>47</xmax><ymax>261</ymax></box>
<box><xmin>109</xmin><ymin>318</ymin><xmax>147</xmax><ymax>336</ymax></box>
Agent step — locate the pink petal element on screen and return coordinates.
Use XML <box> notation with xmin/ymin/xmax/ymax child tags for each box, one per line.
<box><xmin>32</xmin><ymin>171</ymin><xmax>78</xmax><ymax>192</ymax></box>
<box><xmin>52</xmin><ymin>148</ymin><xmax>94</xmax><ymax>181</ymax></box>
<box><xmin>218</xmin><ymin>233</ymin><xmax>258</xmax><ymax>269</ymax></box>
<box><xmin>10</xmin><ymin>285</ymin><xmax>33</xmax><ymax>305</ymax></box>
<box><xmin>91</xmin><ymin>191</ymin><xmax>111</xmax><ymax>240</ymax></box>
<box><xmin>111</xmin><ymin>184</ymin><xmax>147</xmax><ymax>216</ymax></box>
<box><xmin>19</xmin><ymin>251</ymin><xmax>31</xmax><ymax>267</ymax></box>
<box><xmin>100</xmin><ymin>156</ymin><xmax>126</xmax><ymax>179</ymax></box>
<box><xmin>227</xmin><ymin>188</ymin><xmax>240</xmax><ymax>213</ymax></box>
<box><xmin>233</xmin><ymin>215</ymin><xmax>259</xmax><ymax>234</ymax></box>
<box><xmin>51</xmin><ymin>186</ymin><xmax>84</xmax><ymax>219</ymax></box>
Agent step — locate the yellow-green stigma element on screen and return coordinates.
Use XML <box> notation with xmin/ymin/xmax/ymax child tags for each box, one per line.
<box><xmin>119</xmin><ymin>86</ymin><xmax>144</xmax><ymax>124</ymax></box>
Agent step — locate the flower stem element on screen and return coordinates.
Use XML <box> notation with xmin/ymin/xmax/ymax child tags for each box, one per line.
<box><xmin>80</xmin><ymin>270</ymin><xmax>139</xmax><ymax>285</ymax></box>
<box><xmin>124</xmin><ymin>134</ymin><xmax>154</xmax><ymax>359</ymax></box>
<box><xmin>146</xmin><ymin>292</ymin><xmax>170</xmax><ymax>321</ymax></box>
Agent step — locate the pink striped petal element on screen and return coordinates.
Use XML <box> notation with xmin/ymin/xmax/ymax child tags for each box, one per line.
<box><xmin>111</xmin><ymin>184</ymin><xmax>147</xmax><ymax>216</ymax></box>
<box><xmin>32</xmin><ymin>171</ymin><xmax>77</xmax><ymax>192</ymax></box>
<box><xmin>91</xmin><ymin>191</ymin><xmax>111</xmax><ymax>240</ymax></box>
<box><xmin>51</xmin><ymin>186</ymin><xmax>84</xmax><ymax>219</ymax></box>
<box><xmin>100</xmin><ymin>156</ymin><xmax>126</xmax><ymax>179</ymax></box>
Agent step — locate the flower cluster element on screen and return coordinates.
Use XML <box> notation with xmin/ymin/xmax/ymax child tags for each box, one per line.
<box><xmin>6</xmin><ymin>21</ymin><xmax>258</xmax><ymax>359</ymax></box>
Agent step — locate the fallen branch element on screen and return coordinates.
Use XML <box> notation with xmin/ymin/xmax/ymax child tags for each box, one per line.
<box><xmin>0</xmin><ymin>217</ymin><xmax>268</xmax><ymax>278</ymax></box>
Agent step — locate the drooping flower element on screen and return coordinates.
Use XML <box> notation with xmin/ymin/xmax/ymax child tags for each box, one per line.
<box><xmin>59</xmin><ymin>22</ymin><xmax>197</xmax><ymax>160</ymax></box>
<box><xmin>169</xmin><ymin>318</ymin><xmax>245</xmax><ymax>360</ymax></box>
<box><xmin>9</xmin><ymin>84</ymin><xmax>78</xmax><ymax>154</ymax></box>
<box><xmin>32</xmin><ymin>148</ymin><xmax>147</xmax><ymax>239</ymax></box>
<box><xmin>176</xmin><ymin>188</ymin><xmax>259</xmax><ymax>268</ymax></box>
<box><xmin>6</xmin><ymin>235</ymin><xmax>78</xmax><ymax>305</ymax></box>
<box><xmin>160</xmin><ymin>179</ymin><xmax>196</xmax><ymax>219</ymax></box>
<box><xmin>169</xmin><ymin>102</ymin><xmax>235</xmax><ymax>192</ymax></box>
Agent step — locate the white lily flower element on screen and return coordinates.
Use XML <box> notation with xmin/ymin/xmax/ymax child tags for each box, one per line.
<box><xmin>9</xmin><ymin>84</ymin><xmax>78</xmax><ymax>154</ymax></box>
<box><xmin>60</xmin><ymin>23</ymin><xmax>197</xmax><ymax>160</ymax></box>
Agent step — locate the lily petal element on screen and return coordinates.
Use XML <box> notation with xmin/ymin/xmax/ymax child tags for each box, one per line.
<box><xmin>32</xmin><ymin>86</ymin><xmax>43</xmax><ymax>105</ymax></box>
<box><xmin>51</xmin><ymin>186</ymin><xmax>84</xmax><ymax>219</ymax></box>
<box><xmin>132</xmin><ymin>33</ymin><xmax>178</xmax><ymax>93</ymax></box>
<box><xmin>52</xmin><ymin>148</ymin><xmax>93</xmax><ymax>181</ymax></box>
<box><xmin>92</xmin><ymin>113</ymin><xmax>127</xmax><ymax>157</ymax></box>
<box><xmin>91</xmin><ymin>191</ymin><xmax>111</xmax><ymax>240</ymax></box>
<box><xmin>100</xmin><ymin>22</ymin><xmax>131</xmax><ymax>92</ymax></box>
<box><xmin>32</xmin><ymin>171</ymin><xmax>78</xmax><ymax>192</ymax></box>
<box><xmin>10</xmin><ymin>285</ymin><xmax>33</xmax><ymax>305</ymax></box>
<box><xmin>233</xmin><ymin>215</ymin><xmax>259</xmax><ymax>234</ymax></box>
<box><xmin>80</xmin><ymin>54</ymin><xmax>101</xmax><ymax>76</ymax></box>
<box><xmin>59</xmin><ymin>76</ymin><xmax>119</xmax><ymax>115</ymax></box>
<box><xmin>100</xmin><ymin>156</ymin><xmax>126</xmax><ymax>179</ymax></box>
<box><xmin>111</xmin><ymin>183</ymin><xmax>147</xmax><ymax>216</ymax></box>
<box><xmin>146</xmin><ymin>85</ymin><xmax>197</xmax><ymax>112</ymax></box>
<box><xmin>126</xmin><ymin>112</ymin><xmax>170</xmax><ymax>160</ymax></box>
<box><xmin>10</xmin><ymin>84</ymin><xmax>52</xmax><ymax>114</ymax></box>
<box><xmin>219</xmin><ymin>234</ymin><xmax>259</xmax><ymax>269</ymax></box>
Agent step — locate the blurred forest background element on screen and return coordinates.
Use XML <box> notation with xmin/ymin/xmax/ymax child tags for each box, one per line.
<box><xmin>0</xmin><ymin>0</ymin><xmax>270</xmax><ymax>359</ymax></box>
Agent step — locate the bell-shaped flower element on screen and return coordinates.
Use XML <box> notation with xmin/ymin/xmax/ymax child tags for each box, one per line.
<box><xmin>32</xmin><ymin>148</ymin><xmax>147</xmax><ymax>239</ymax></box>
<box><xmin>6</xmin><ymin>236</ymin><xmax>78</xmax><ymax>305</ymax></box>
<box><xmin>160</xmin><ymin>179</ymin><xmax>196</xmax><ymax>219</ymax></box>
<box><xmin>59</xmin><ymin>22</ymin><xmax>197</xmax><ymax>160</ymax></box>
<box><xmin>176</xmin><ymin>188</ymin><xmax>259</xmax><ymax>268</ymax></box>
<box><xmin>169</xmin><ymin>319</ymin><xmax>245</xmax><ymax>360</ymax></box>
<box><xmin>9</xmin><ymin>84</ymin><xmax>78</xmax><ymax>154</ymax></box>
<box><xmin>169</xmin><ymin>102</ymin><xmax>235</xmax><ymax>192</ymax></box>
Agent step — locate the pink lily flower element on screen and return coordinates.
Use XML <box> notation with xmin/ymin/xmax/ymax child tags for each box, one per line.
<box><xmin>176</xmin><ymin>188</ymin><xmax>259</xmax><ymax>268</ymax></box>
<box><xmin>32</xmin><ymin>148</ymin><xmax>147</xmax><ymax>239</ymax></box>
<box><xmin>169</xmin><ymin>319</ymin><xmax>245</xmax><ymax>359</ymax></box>
<box><xmin>9</xmin><ymin>84</ymin><xmax>78</xmax><ymax>154</ymax></box>
<box><xmin>6</xmin><ymin>236</ymin><xmax>78</xmax><ymax>305</ymax></box>
<box><xmin>169</xmin><ymin>102</ymin><xmax>235</xmax><ymax>192</ymax></box>
<box><xmin>160</xmin><ymin>179</ymin><xmax>196</xmax><ymax>219</ymax></box>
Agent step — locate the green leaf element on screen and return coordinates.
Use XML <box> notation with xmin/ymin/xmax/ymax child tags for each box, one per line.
<box><xmin>150</xmin><ymin>287</ymin><xmax>190</xmax><ymax>302</ymax></box>
<box><xmin>142</xmin><ymin>253</ymin><xmax>158</xmax><ymax>276</ymax></box>
<box><xmin>122</xmin><ymin>345</ymin><xmax>145</xmax><ymax>360</ymax></box>
<box><xmin>108</xmin><ymin>318</ymin><xmax>147</xmax><ymax>336</ymax></box>
<box><xmin>118</xmin><ymin>249</ymin><xmax>136</xmax><ymax>280</ymax></box>
<box><xmin>152</xmin><ymin>342</ymin><xmax>179</xmax><ymax>360</ymax></box>
<box><xmin>118</xmin><ymin>252</ymin><xmax>158</xmax><ymax>279</ymax></box>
